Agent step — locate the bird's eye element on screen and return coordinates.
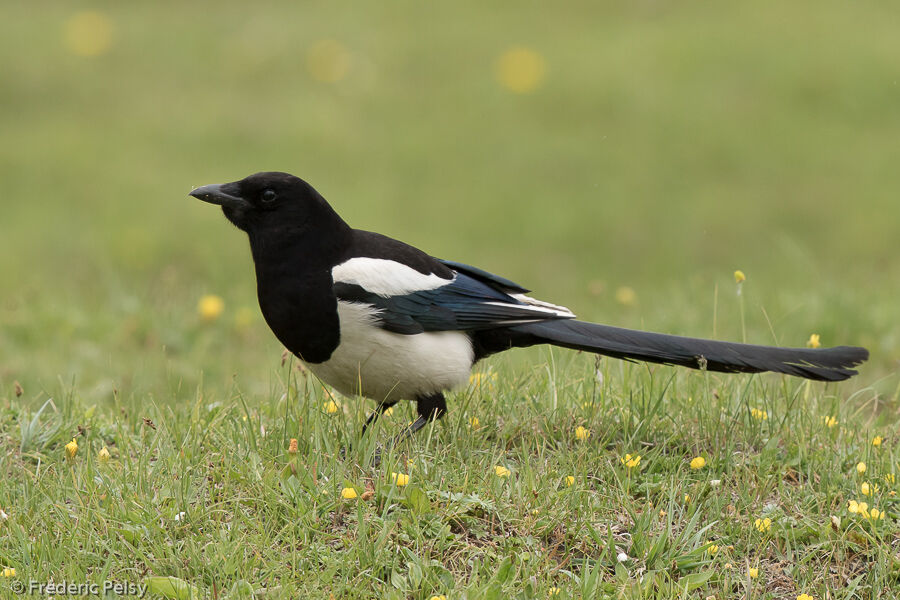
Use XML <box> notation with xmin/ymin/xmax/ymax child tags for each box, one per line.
<box><xmin>261</xmin><ymin>189</ymin><xmax>277</xmax><ymax>203</ymax></box>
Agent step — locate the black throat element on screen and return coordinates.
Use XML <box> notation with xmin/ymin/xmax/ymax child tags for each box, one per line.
<box><xmin>246</xmin><ymin>211</ymin><xmax>352</xmax><ymax>364</ymax></box>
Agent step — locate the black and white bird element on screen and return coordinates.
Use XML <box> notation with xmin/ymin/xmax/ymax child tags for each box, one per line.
<box><xmin>190</xmin><ymin>172</ymin><xmax>868</xmax><ymax>437</ymax></box>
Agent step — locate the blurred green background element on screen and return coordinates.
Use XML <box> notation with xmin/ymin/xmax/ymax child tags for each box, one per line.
<box><xmin>2</xmin><ymin>0</ymin><xmax>898</xmax><ymax>404</ymax></box>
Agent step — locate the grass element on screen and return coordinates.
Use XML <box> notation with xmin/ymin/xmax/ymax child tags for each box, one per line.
<box><xmin>2</xmin><ymin>353</ymin><xmax>898</xmax><ymax>598</ymax></box>
<box><xmin>2</xmin><ymin>0</ymin><xmax>900</xmax><ymax>598</ymax></box>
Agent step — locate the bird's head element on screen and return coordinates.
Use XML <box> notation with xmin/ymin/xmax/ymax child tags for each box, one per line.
<box><xmin>190</xmin><ymin>171</ymin><xmax>345</xmax><ymax>238</ymax></box>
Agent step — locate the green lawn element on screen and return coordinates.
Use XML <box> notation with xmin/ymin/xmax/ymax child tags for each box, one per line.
<box><xmin>1</xmin><ymin>1</ymin><xmax>899</xmax><ymax>598</ymax></box>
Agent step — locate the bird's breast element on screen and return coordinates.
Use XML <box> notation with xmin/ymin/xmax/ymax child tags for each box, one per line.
<box><xmin>302</xmin><ymin>301</ymin><xmax>475</xmax><ymax>401</ymax></box>
<box><xmin>256</xmin><ymin>276</ymin><xmax>341</xmax><ymax>364</ymax></box>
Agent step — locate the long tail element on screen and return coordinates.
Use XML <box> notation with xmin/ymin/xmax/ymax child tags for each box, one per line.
<box><xmin>508</xmin><ymin>320</ymin><xmax>868</xmax><ymax>382</ymax></box>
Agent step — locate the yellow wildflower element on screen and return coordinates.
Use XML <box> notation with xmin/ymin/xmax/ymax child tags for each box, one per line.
<box><xmin>706</xmin><ymin>543</ymin><xmax>718</xmax><ymax>555</ymax></box>
<box><xmin>750</xmin><ymin>408</ymin><xmax>767</xmax><ymax>421</ymax></box>
<box><xmin>856</xmin><ymin>461</ymin><xmax>867</xmax><ymax>474</ymax></box>
<box><xmin>306</xmin><ymin>39</ymin><xmax>351</xmax><ymax>83</ymax></box>
<box><xmin>494</xmin><ymin>465</ymin><xmax>511</xmax><ymax>478</ymax></box>
<box><xmin>469</xmin><ymin>372</ymin><xmax>497</xmax><ymax>390</ymax></box>
<box><xmin>565</xmin><ymin>475</ymin><xmax>575</xmax><ymax>487</ymax></box>
<box><xmin>822</xmin><ymin>415</ymin><xmax>837</xmax><ymax>428</ymax></box>
<box><xmin>861</xmin><ymin>482</ymin><xmax>878</xmax><ymax>496</ymax></box>
<box><xmin>754</xmin><ymin>517</ymin><xmax>772</xmax><ymax>532</ymax></box>
<box><xmin>288</xmin><ymin>438</ymin><xmax>298</xmax><ymax>455</ymax></box>
<box><xmin>65</xmin><ymin>438</ymin><xmax>78</xmax><ymax>461</ymax></box>
<box><xmin>734</xmin><ymin>270</ymin><xmax>746</xmax><ymax>284</ymax></box>
<box><xmin>98</xmin><ymin>446</ymin><xmax>110</xmax><ymax>464</ymax></box>
<box><xmin>806</xmin><ymin>334</ymin><xmax>821</xmax><ymax>349</ymax></box>
<box><xmin>849</xmin><ymin>500</ymin><xmax>870</xmax><ymax>518</ymax></box>
<box><xmin>340</xmin><ymin>487</ymin><xmax>358</xmax><ymax>500</ymax></box>
<box><xmin>64</xmin><ymin>11</ymin><xmax>114</xmax><ymax>58</ymax></box>
<box><xmin>323</xmin><ymin>400</ymin><xmax>339</xmax><ymax>414</ymax></box>
<box><xmin>869</xmin><ymin>507</ymin><xmax>884</xmax><ymax>520</ymax></box>
<box><xmin>684</xmin><ymin>494</ymin><xmax>692</xmax><ymax>503</ymax></box>
<box><xmin>197</xmin><ymin>294</ymin><xmax>225</xmax><ymax>321</ymax></box>
<box><xmin>885</xmin><ymin>473</ymin><xmax>895</xmax><ymax>484</ymax></box>
<box><xmin>470</xmin><ymin>416</ymin><xmax>480</xmax><ymax>428</ymax></box>
<box><xmin>429</xmin><ymin>596</ymin><xmax>447</xmax><ymax>600</ymax></box>
<box><xmin>615</xmin><ymin>286</ymin><xmax>637</xmax><ymax>306</ymax></box>
<box><xmin>548</xmin><ymin>588</ymin><xmax>560</xmax><ymax>596</ymax></box>
<box><xmin>748</xmin><ymin>567</ymin><xmax>759</xmax><ymax>579</ymax></box>
<box><xmin>391</xmin><ymin>472</ymin><xmax>410</xmax><ymax>486</ymax></box>
<box><xmin>621</xmin><ymin>453</ymin><xmax>641</xmax><ymax>468</ymax></box>
<box><xmin>575</xmin><ymin>426</ymin><xmax>590</xmax><ymax>441</ymax></box>
<box><xmin>797</xmin><ymin>594</ymin><xmax>814</xmax><ymax>600</ymax></box>
<box><xmin>690</xmin><ymin>456</ymin><xmax>706</xmax><ymax>470</ymax></box>
<box><xmin>495</xmin><ymin>46</ymin><xmax>546</xmax><ymax>94</ymax></box>
<box><xmin>872</xmin><ymin>436</ymin><xmax>883</xmax><ymax>447</ymax></box>
<box><xmin>1</xmin><ymin>567</ymin><xmax>15</xmax><ymax>577</ymax></box>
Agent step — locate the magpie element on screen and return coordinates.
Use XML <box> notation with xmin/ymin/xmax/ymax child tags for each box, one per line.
<box><xmin>190</xmin><ymin>171</ymin><xmax>869</xmax><ymax>438</ymax></box>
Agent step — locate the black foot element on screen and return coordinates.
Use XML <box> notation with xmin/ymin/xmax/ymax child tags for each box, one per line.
<box><xmin>359</xmin><ymin>401</ymin><xmax>399</xmax><ymax>438</ymax></box>
<box><xmin>391</xmin><ymin>392</ymin><xmax>447</xmax><ymax>444</ymax></box>
<box><xmin>347</xmin><ymin>394</ymin><xmax>447</xmax><ymax>464</ymax></box>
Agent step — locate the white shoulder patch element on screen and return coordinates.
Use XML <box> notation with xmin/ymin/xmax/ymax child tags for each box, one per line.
<box><xmin>332</xmin><ymin>257</ymin><xmax>453</xmax><ymax>297</ymax></box>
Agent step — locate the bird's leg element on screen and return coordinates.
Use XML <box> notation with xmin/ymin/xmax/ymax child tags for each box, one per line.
<box><xmin>360</xmin><ymin>401</ymin><xmax>398</xmax><ymax>437</ymax></box>
<box><xmin>392</xmin><ymin>393</ymin><xmax>447</xmax><ymax>445</ymax></box>
<box><xmin>353</xmin><ymin>395</ymin><xmax>446</xmax><ymax>466</ymax></box>
<box><xmin>341</xmin><ymin>401</ymin><xmax>398</xmax><ymax>462</ymax></box>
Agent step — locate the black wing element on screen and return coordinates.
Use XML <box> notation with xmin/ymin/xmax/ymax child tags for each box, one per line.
<box><xmin>334</xmin><ymin>268</ymin><xmax>573</xmax><ymax>335</ymax></box>
<box><xmin>437</xmin><ymin>259</ymin><xmax>530</xmax><ymax>293</ymax></box>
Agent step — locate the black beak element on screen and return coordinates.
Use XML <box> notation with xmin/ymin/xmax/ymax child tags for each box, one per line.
<box><xmin>189</xmin><ymin>183</ymin><xmax>248</xmax><ymax>209</ymax></box>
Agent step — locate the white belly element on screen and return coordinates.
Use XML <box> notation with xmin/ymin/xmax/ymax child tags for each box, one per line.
<box><xmin>303</xmin><ymin>301</ymin><xmax>474</xmax><ymax>402</ymax></box>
